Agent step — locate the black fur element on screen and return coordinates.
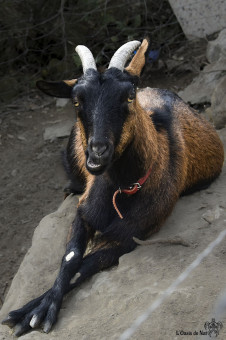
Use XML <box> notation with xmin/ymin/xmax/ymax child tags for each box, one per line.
<box><xmin>181</xmin><ymin>175</ymin><xmax>218</xmax><ymax>196</ymax></box>
<box><xmin>151</xmin><ymin>99</ymin><xmax>181</xmax><ymax>178</ymax></box>
<box><xmin>151</xmin><ymin>105</ymin><xmax>173</xmax><ymax>132</ymax></box>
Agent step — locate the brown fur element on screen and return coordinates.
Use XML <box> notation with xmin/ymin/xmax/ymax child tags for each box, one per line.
<box><xmin>78</xmin><ymin>174</ymin><xmax>94</xmax><ymax>207</ymax></box>
<box><xmin>74</xmin><ymin>122</ymin><xmax>87</xmax><ymax>175</ymax></box>
<box><xmin>133</xmin><ymin>99</ymin><xmax>187</xmax><ymax>231</ymax></box>
<box><xmin>136</xmin><ymin>87</ymin><xmax>224</xmax><ymax>194</ymax></box>
<box><xmin>177</xmin><ymin>109</ymin><xmax>224</xmax><ymax>190</ymax></box>
<box><xmin>114</xmin><ymin>104</ymin><xmax>136</xmax><ymax>156</ymax></box>
<box><xmin>73</xmin><ymin>122</ymin><xmax>94</xmax><ymax>206</ymax></box>
<box><xmin>125</xmin><ymin>39</ymin><xmax>149</xmax><ymax>76</ymax></box>
<box><xmin>63</xmin><ymin>79</ymin><xmax>77</xmax><ymax>87</ymax></box>
<box><xmin>77</xmin><ymin>118</ymin><xmax>87</xmax><ymax>151</ymax></box>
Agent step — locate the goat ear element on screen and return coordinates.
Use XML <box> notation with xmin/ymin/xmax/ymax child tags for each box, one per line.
<box><xmin>125</xmin><ymin>39</ymin><xmax>149</xmax><ymax>76</ymax></box>
<box><xmin>36</xmin><ymin>79</ymin><xmax>77</xmax><ymax>98</ymax></box>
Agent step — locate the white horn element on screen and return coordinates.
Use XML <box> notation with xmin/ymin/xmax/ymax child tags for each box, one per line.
<box><xmin>108</xmin><ymin>40</ymin><xmax>141</xmax><ymax>71</ymax></box>
<box><xmin>75</xmin><ymin>45</ymin><xmax>97</xmax><ymax>74</ymax></box>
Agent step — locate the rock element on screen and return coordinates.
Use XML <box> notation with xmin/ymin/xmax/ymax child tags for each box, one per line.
<box><xmin>56</xmin><ymin>98</ymin><xmax>70</xmax><ymax>108</ymax></box>
<box><xmin>202</xmin><ymin>205</ymin><xmax>223</xmax><ymax>223</ymax></box>
<box><xmin>203</xmin><ymin>57</ymin><xmax>226</xmax><ymax>73</ymax></box>
<box><xmin>17</xmin><ymin>135</ymin><xmax>27</xmax><ymax>141</ymax></box>
<box><xmin>29</xmin><ymin>103</ymin><xmax>41</xmax><ymax>111</ymax></box>
<box><xmin>168</xmin><ymin>0</ymin><xmax>226</xmax><ymax>39</ymax></box>
<box><xmin>11</xmin><ymin>169</ymin><xmax>17</xmax><ymax>177</ymax></box>
<box><xmin>178</xmin><ymin>71</ymin><xmax>222</xmax><ymax>104</ymax></box>
<box><xmin>0</xmin><ymin>195</ymin><xmax>78</xmax><ymax>323</ymax></box>
<box><xmin>178</xmin><ymin>29</ymin><xmax>226</xmax><ymax>106</ymax></box>
<box><xmin>205</xmin><ymin>76</ymin><xmax>226</xmax><ymax>128</ymax></box>
<box><xmin>206</xmin><ymin>29</ymin><xmax>226</xmax><ymax>63</ymax></box>
<box><xmin>43</xmin><ymin>120</ymin><xmax>74</xmax><ymax>141</ymax></box>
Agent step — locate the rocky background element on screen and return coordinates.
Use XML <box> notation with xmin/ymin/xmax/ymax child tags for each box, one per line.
<box><xmin>179</xmin><ymin>29</ymin><xmax>226</xmax><ymax>129</ymax></box>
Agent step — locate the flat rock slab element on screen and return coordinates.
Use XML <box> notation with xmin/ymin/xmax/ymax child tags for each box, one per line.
<box><xmin>206</xmin><ymin>29</ymin><xmax>226</xmax><ymax>63</ymax></box>
<box><xmin>206</xmin><ymin>76</ymin><xmax>226</xmax><ymax>129</ymax></box>
<box><xmin>43</xmin><ymin>120</ymin><xmax>74</xmax><ymax>141</ymax></box>
<box><xmin>178</xmin><ymin>29</ymin><xmax>226</xmax><ymax>108</ymax></box>
<box><xmin>168</xmin><ymin>0</ymin><xmax>226</xmax><ymax>39</ymax></box>
<box><xmin>178</xmin><ymin>71</ymin><xmax>223</xmax><ymax>104</ymax></box>
<box><xmin>1</xmin><ymin>129</ymin><xmax>226</xmax><ymax>339</ymax></box>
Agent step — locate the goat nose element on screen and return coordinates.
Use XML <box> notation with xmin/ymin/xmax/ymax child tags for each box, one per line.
<box><xmin>91</xmin><ymin>143</ymin><xmax>108</xmax><ymax>156</ymax></box>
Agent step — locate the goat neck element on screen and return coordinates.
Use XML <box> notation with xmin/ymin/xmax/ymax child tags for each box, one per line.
<box><xmin>108</xmin><ymin>98</ymin><xmax>158</xmax><ymax>189</ymax></box>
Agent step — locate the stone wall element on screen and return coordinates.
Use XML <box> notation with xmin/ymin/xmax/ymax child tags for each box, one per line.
<box><xmin>178</xmin><ymin>29</ymin><xmax>226</xmax><ymax>129</ymax></box>
<box><xmin>168</xmin><ymin>0</ymin><xmax>226</xmax><ymax>39</ymax></box>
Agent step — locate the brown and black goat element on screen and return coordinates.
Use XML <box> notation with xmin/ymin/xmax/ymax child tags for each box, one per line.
<box><xmin>2</xmin><ymin>39</ymin><xmax>224</xmax><ymax>336</ymax></box>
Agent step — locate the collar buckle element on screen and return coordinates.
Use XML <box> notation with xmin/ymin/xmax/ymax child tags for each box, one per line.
<box><xmin>130</xmin><ymin>182</ymin><xmax>142</xmax><ymax>190</ymax></box>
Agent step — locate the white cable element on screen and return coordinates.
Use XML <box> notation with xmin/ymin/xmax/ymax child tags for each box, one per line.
<box><xmin>119</xmin><ymin>229</ymin><xmax>226</xmax><ymax>340</ymax></box>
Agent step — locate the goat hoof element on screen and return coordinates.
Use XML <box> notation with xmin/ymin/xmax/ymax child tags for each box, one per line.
<box><xmin>1</xmin><ymin>315</ymin><xmax>15</xmax><ymax>328</ymax></box>
<box><xmin>2</xmin><ymin>291</ymin><xmax>62</xmax><ymax>336</ymax></box>
<box><xmin>14</xmin><ymin>323</ymin><xmax>30</xmax><ymax>337</ymax></box>
<box><xmin>43</xmin><ymin>321</ymin><xmax>52</xmax><ymax>333</ymax></box>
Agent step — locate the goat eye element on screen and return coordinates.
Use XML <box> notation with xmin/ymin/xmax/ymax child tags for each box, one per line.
<box><xmin>74</xmin><ymin>100</ymin><xmax>79</xmax><ymax>107</ymax></box>
<box><xmin>127</xmin><ymin>90</ymin><xmax>136</xmax><ymax>103</ymax></box>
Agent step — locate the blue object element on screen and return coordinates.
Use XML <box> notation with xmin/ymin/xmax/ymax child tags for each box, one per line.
<box><xmin>134</xmin><ymin>49</ymin><xmax>160</xmax><ymax>62</ymax></box>
<box><xmin>148</xmin><ymin>49</ymin><xmax>160</xmax><ymax>62</ymax></box>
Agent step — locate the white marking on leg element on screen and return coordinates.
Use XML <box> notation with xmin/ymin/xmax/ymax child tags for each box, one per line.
<box><xmin>65</xmin><ymin>251</ymin><xmax>75</xmax><ymax>262</ymax></box>
<box><xmin>30</xmin><ymin>314</ymin><xmax>38</xmax><ymax>328</ymax></box>
<box><xmin>70</xmin><ymin>272</ymin><xmax>81</xmax><ymax>284</ymax></box>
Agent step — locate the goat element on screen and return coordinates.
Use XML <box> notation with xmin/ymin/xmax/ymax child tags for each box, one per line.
<box><xmin>2</xmin><ymin>39</ymin><xmax>224</xmax><ymax>336</ymax></box>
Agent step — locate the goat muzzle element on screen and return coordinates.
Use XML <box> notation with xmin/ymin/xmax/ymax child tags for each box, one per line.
<box><xmin>86</xmin><ymin>140</ymin><xmax>113</xmax><ymax>175</ymax></box>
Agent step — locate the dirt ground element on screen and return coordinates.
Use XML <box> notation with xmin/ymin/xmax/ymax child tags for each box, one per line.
<box><xmin>0</xmin><ymin>39</ymin><xmax>215</xmax><ymax>307</ymax></box>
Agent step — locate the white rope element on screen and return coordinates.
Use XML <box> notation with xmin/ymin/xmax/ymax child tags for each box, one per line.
<box><xmin>119</xmin><ymin>229</ymin><xmax>226</xmax><ymax>340</ymax></box>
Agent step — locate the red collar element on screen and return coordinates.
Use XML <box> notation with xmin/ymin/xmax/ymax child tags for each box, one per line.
<box><xmin>112</xmin><ymin>166</ymin><xmax>152</xmax><ymax>219</ymax></box>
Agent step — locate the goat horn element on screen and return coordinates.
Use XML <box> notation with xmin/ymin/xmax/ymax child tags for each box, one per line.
<box><xmin>108</xmin><ymin>40</ymin><xmax>141</xmax><ymax>71</ymax></box>
<box><xmin>75</xmin><ymin>45</ymin><xmax>97</xmax><ymax>74</ymax></box>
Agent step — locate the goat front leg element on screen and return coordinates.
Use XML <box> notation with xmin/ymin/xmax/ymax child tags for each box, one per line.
<box><xmin>69</xmin><ymin>240</ymin><xmax>137</xmax><ymax>292</ymax></box>
<box><xmin>2</xmin><ymin>212</ymin><xmax>88</xmax><ymax>337</ymax></box>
